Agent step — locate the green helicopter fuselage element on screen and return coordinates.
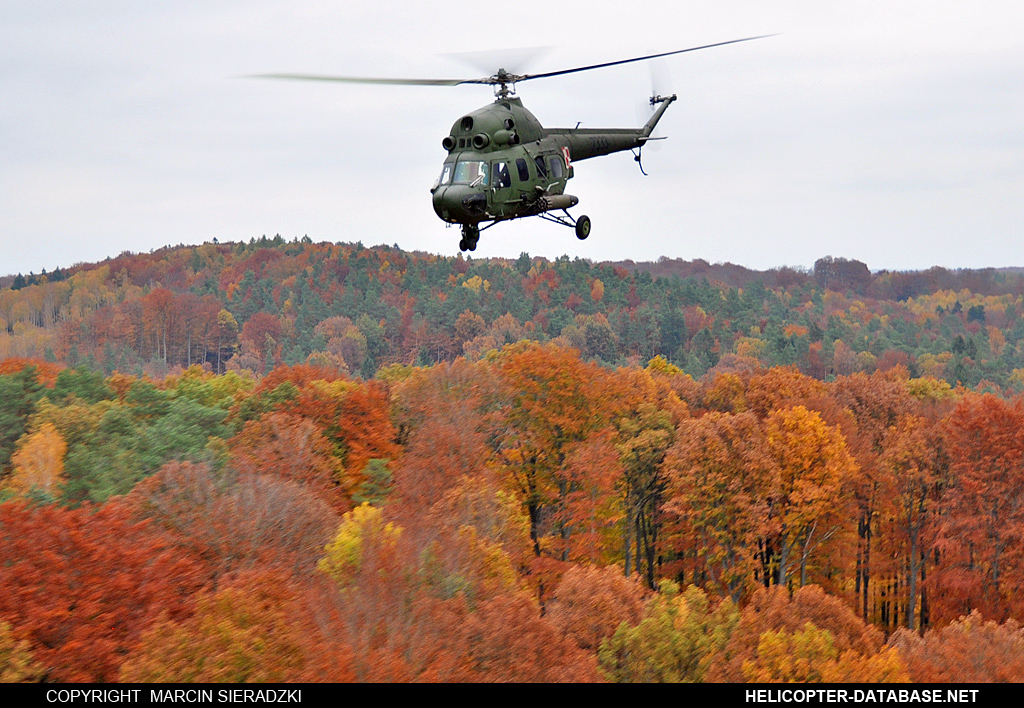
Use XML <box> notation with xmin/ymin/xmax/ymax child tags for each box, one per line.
<box><xmin>430</xmin><ymin>95</ymin><xmax>675</xmax><ymax>233</ymax></box>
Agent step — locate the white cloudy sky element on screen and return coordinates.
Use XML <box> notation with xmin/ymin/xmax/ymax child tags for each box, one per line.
<box><xmin>2</xmin><ymin>1</ymin><xmax>1022</xmax><ymax>276</ymax></box>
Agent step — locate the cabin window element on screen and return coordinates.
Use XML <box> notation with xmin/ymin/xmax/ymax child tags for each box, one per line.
<box><xmin>492</xmin><ymin>162</ymin><xmax>511</xmax><ymax>189</ymax></box>
<box><xmin>534</xmin><ymin>156</ymin><xmax>547</xmax><ymax>179</ymax></box>
<box><xmin>515</xmin><ymin>158</ymin><xmax>529</xmax><ymax>182</ymax></box>
<box><xmin>549</xmin><ymin>156</ymin><xmax>564</xmax><ymax>179</ymax></box>
<box><xmin>453</xmin><ymin>160</ymin><xmax>489</xmax><ymax>186</ymax></box>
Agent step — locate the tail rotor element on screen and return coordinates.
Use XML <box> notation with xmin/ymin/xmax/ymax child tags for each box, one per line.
<box><xmin>635</xmin><ymin>58</ymin><xmax>674</xmax><ymax>151</ymax></box>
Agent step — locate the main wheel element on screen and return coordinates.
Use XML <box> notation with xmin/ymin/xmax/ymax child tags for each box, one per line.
<box><xmin>575</xmin><ymin>215</ymin><xmax>591</xmax><ymax>240</ymax></box>
<box><xmin>467</xmin><ymin>237</ymin><xmax>477</xmax><ymax>252</ymax></box>
<box><xmin>459</xmin><ymin>238</ymin><xmax>468</xmax><ymax>252</ymax></box>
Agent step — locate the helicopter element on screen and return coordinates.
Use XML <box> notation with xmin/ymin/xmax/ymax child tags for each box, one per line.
<box><xmin>253</xmin><ymin>36</ymin><xmax>771</xmax><ymax>252</ymax></box>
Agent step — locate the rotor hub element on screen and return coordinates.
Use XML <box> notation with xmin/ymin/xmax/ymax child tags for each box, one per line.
<box><xmin>489</xmin><ymin>68</ymin><xmax>526</xmax><ymax>98</ymax></box>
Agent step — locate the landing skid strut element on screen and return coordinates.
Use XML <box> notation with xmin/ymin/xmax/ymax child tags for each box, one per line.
<box><xmin>457</xmin><ymin>211</ymin><xmax>591</xmax><ymax>252</ymax></box>
<box><xmin>539</xmin><ymin>210</ymin><xmax>591</xmax><ymax>240</ymax></box>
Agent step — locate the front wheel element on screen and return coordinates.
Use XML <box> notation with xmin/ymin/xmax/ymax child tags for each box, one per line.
<box><xmin>575</xmin><ymin>215</ymin><xmax>591</xmax><ymax>240</ymax></box>
<box><xmin>460</xmin><ymin>224</ymin><xmax>479</xmax><ymax>252</ymax></box>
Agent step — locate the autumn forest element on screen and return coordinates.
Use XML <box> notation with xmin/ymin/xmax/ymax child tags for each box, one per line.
<box><xmin>3</xmin><ymin>237</ymin><xmax>1024</xmax><ymax>682</ymax></box>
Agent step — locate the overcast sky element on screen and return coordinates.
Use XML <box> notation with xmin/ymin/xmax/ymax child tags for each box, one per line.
<box><xmin>2</xmin><ymin>1</ymin><xmax>1022</xmax><ymax>276</ymax></box>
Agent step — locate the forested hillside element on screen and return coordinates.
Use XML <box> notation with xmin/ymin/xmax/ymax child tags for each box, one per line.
<box><xmin>3</xmin><ymin>237</ymin><xmax>1024</xmax><ymax>388</ymax></box>
<box><xmin>3</xmin><ymin>239</ymin><xmax>1024</xmax><ymax>683</ymax></box>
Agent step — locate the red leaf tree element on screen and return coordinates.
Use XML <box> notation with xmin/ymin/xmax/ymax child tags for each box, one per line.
<box><xmin>0</xmin><ymin>500</ymin><xmax>204</xmax><ymax>682</ymax></box>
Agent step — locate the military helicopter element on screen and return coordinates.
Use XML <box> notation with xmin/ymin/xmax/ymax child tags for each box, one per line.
<box><xmin>253</xmin><ymin>36</ymin><xmax>770</xmax><ymax>252</ymax></box>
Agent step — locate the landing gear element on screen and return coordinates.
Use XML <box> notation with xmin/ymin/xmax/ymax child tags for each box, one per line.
<box><xmin>459</xmin><ymin>224</ymin><xmax>479</xmax><ymax>252</ymax></box>
<box><xmin>575</xmin><ymin>215</ymin><xmax>591</xmax><ymax>240</ymax></box>
<box><xmin>538</xmin><ymin>209</ymin><xmax>593</xmax><ymax>240</ymax></box>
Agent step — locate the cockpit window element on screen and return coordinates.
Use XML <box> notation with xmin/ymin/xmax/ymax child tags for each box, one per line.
<box><xmin>534</xmin><ymin>156</ymin><xmax>547</xmax><ymax>180</ymax></box>
<box><xmin>437</xmin><ymin>164</ymin><xmax>453</xmax><ymax>186</ymax></box>
<box><xmin>454</xmin><ymin>160</ymin><xmax>489</xmax><ymax>186</ymax></box>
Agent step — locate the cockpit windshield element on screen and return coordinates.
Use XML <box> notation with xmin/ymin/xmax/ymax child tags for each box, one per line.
<box><xmin>453</xmin><ymin>160</ymin><xmax>489</xmax><ymax>186</ymax></box>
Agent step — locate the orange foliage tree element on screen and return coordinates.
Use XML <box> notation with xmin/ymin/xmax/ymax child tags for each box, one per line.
<box><xmin>229</xmin><ymin>411</ymin><xmax>348</xmax><ymax>511</ymax></box>
<box><xmin>613</xmin><ymin>365</ymin><xmax>687</xmax><ymax>587</ymax></box>
<box><xmin>889</xmin><ymin>611</ymin><xmax>1024</xmax><ymax>682</ymax></box>
<box><xmin>875</xmin><ymin>413</ymin><xmax>949</xmax><ymax>631</ymax></box>
<box><xmin>764</xmin><ymin>405</ymin><xmax>857</xmax><ymax>588</ymax></box>
<box><xmin>666</xmin><ymin>411</ymin><xmax>773</xmax><ymax>600</ymax></box>
<box><xmin>551</xmin><ymin>430</ymin><xmax>622</xmax><ymax>565</ymax></box>
<box><xmin>0</xmin><ymin>500</ymin><xmax>204</xmax><ymax>682</ymax></box>
<box><xmin>0</xmin><ymin>358</ymin><xmax>62</xmax><ymax>387</ymax></box>
<box><xmin>251</xmin><ymin>367</ymin><xmax>399</xmax><ymax>488</ymax></box>
<box><xmin>666</xmin><ymin>405</ymin><xmax>855</xmax><ymax>597</ymax></box>
<box><xmin>387</xmin><ymin>359</ymin><xmax>499</xmax><ymax>526</ymax></box>
<box><xmin>707</xmin><ymin>585</ymin><xmax>906</xmax><ymax>683</ymax></box>
<box><xmin>743</xmin><ymin>366</ymin><xmax>828</xmax><ymax>418</ymax></box>
<box><xmin>331</xmin><ymin>382</ymin><xmax>400</xmax><ymax>479</ymax></box>
<box><xmin>129</xmin><ymin>460</ymin><xmax>339</xmax><ymax>581</ymax></box>
<box><xmin>829</xmin><ymin>371</ymin><xmax>917</xmax><ymax>623</ymax></box>
<box><xmin>932</xmin><ymin>394</ymin><xmax>1024</xmax><ymax>623</ymax></box>
<box><xmin>312</xmin><ymin>500</ymin><xmax>600</xmax><ymax>682</ymax></box>
<box><xmin>436</xmin><ymin>591</ymin><xmax>603</xmax><ymax>682</ymax></box>
<box><xmin>120</xmin><ymin>571</ymin><xmax>354</xmax><ymax>683</ymax></box>
<box><xmin>547</xmin><ymin>564</ymin><xmax>647</xmax><ymax>653</ymax></box>
<box><xmin>490</xmin><ymin>342</ymin><xmax>622</xmax><ymax>562</ymax></box>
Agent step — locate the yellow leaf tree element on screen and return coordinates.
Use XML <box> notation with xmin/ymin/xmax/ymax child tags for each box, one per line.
<box><xmin>8</xmin><ymin>422</ymin><xmax>66</xmax><ymax>497</ymax></box>
<box><xmin>743</xmin><ymin>622</ymin><xmax>908</xmax><ymax>683</ymax></box>
<box><xmin>0</xmin><ymin>620</ymin><xmax>44</xmax><ymax>683</ymax></box>
<box><xmin>319</xmin><ymin>503</ymin><xmax>402</xmax><ymax>587</ymax></box>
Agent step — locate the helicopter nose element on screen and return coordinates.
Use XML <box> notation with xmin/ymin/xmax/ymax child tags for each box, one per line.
<box><xmin>432</xmin><ymin>186</ymin><xmax>454</xmax><ymax>221</ymax></box>
<box><xmin>432</xmin><ymin>185</ymin><xmax>486</xmax><ymax>223</ymax></box>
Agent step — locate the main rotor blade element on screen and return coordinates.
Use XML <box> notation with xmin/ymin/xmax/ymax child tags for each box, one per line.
<box><xmin>520</xmin><ymin>35</ymin><xmax>777</xmax><ymax>82</ymax></box>
<box><xmin>246</xmin><ymin>73</ymin><xmax>485</xmax><ymax>87</ymax></box>
<box><xmin>247</xmin><ymin>36</ymin><xmax>775</xmax><ymax>90</ymax></box>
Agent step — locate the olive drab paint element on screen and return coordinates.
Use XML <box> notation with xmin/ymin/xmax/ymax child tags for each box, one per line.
<box><xmin>430</xmin><ymin>94</ymin><xmax>675</xmax><ymax>251</ymax></box>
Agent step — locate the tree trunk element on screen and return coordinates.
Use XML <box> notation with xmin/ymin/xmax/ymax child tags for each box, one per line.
<box><xmin>920</xmin><ymin>552</ymin><xmax>930</xmax><ymax>633</ymax></box>
<box><xmin>862</xmin><ymin>518</ymin><xmax>872</xmax><ymax>622</ymax></box>
<box><xmin>528</xmin><ymin>501</ymin><xmax>542</xmax><ymax>557</ymax></box>
<box><xmin>643</xmin><ymin>513</ymin><xmax>656</xmax><ymax>590</ymax></box>
<box><xmin>623</xmin><ymin>507</ymin><xmax>633</xmax><ymax>577</ymax></box>
<box><xmin>907</xmin><ymin>526</ymin><xmax>919</xmax><ymax>630</ymax></box>
<box><xmin>777</xmin><ymin>535</ymin><xmax>790</xmax><ymax>587</ymax></box>
<box><xmin>635</xmin><ymin>517</ymin><xmax>643</xmax><ymax>584</ymax></box>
